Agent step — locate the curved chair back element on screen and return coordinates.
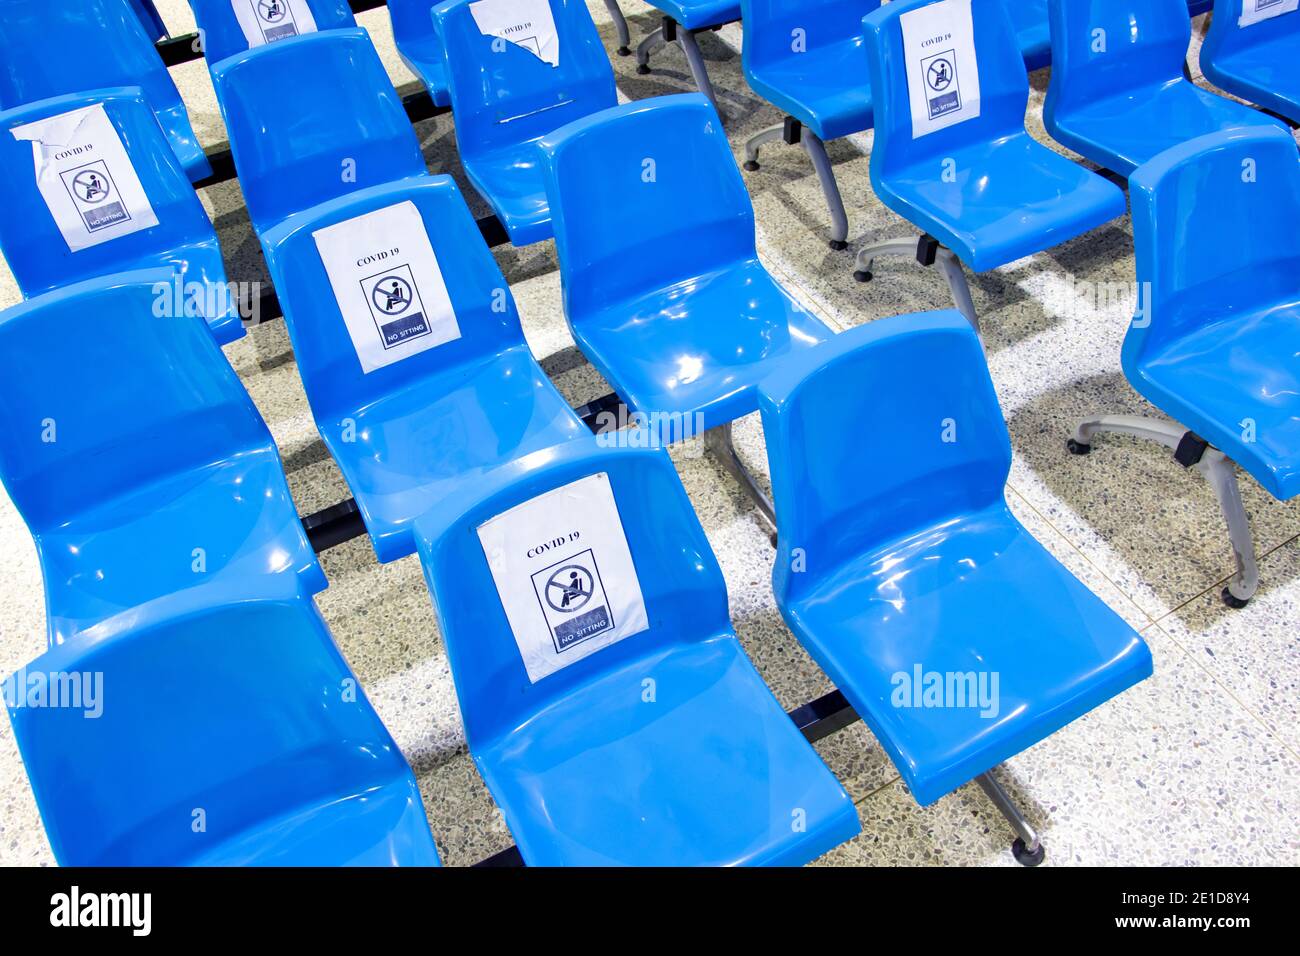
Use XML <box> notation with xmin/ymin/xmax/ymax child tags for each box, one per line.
<box><xmin>188</xmin><ymin>0</ymin><xmax>355</xmax><ymax>65</ymax></box>
<box><xmin>742</xmin><ymin>0</ymin><xmax>882</xmax><ymax>73</ymax></box>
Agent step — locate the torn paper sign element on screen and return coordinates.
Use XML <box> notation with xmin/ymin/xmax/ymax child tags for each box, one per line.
<box><xmin>10</xmin><ymin>103</ymin><xmax>160</xmax><ymax>253</ymax></box>
<box><xmin>1239</xmin><ymin>0</ymin><xmax>1298</xmax><ymax>27</ymax></box>
<box><xmin>230</xmin><ymin>0</ymin><xmax>318</xmax><ymax>47</ymax></box>
<box><xmin>312</xmin><ymin>200</ymin><xmax>461</xmax><ymax>374</ymax></box>
<box><xmin>469</xmin><ymin>0</ymin><xmax>560</xmax><ymax>67</ymax></box>
<box><xmin>901</xmin><ymin>0</ymin><xmax>981</xmax><ymax>139</ymax></box>
<box><xmin>478</xmin><ymin>473</ymin><xmax>650</xmax><ymax>683</ymax></box>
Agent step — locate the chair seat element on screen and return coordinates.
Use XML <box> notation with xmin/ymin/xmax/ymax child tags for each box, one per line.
<box><xmin>395</xmin><ymin>36</ymin><xmax>451</xmax><ymax>107</ymax></box>
<box><xmin>571</xmin><ymin>261</ymin><xmax>831</xmax><ymax>430</ymax></box>
<box><xmin>1049</xmin><ymin>79</ymin><xmax>1285</xmax><ymax>176</ymax></box>
<box><xmin>1203</xmin><ymin>33</ymin><xmax>1300</xmax><ymax>124</ymax></box>
<box><xmin>321</xmin><ymin>345</ymin><xmax>587</xmax><ymax>562</ymax></box>
<box><xmin>745</xmin><ymin>38</ymin><xmax>873</xmax><ymax>140</ymax></box>
<box><xmin>875</xmin><ymin>132</ymin><xmax>1127</xmax><ymax>272</ymax></box>
<box><xmin>784</xmin><ymin>503</ymin><xmax>1152</xmax><ymax>806</ymax></box>
<box><xmin>1129</xmin><ymin>300</ymin><xmax>1300</xmax><ymax>501</ymax></box>
<box><xmin>464</xmin><ymin>139</ymin><xmax>552</xmax><ymax>245</ymax></box>
<box><xmin>478</xmin><ymin>636</ymin><xmax>860</xmax><ymax>866</ymax></box>
<box><xmin>39</xmin><ymin>450</ymin><xmax>326</xmax><ymax>643</ymax></box>
<box><xmin>650</xmin><ymin>0</ymin><xmax>741</xmax><ymax>30</ymax></box>
<box><xmin>193</xmin><ymin>776</ymin><xmax>441</xmax><ymax>866</ymax></box>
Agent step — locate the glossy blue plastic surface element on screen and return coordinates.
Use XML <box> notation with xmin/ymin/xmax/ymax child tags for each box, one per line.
<box><xmin>759</xmin><ymin>311</ymin><xmax>1153</xmax><ymax>806</ymax></box>
<box><xmin>1125</xmin><ymin>126</ymin><xmax>1300</xmax><ymax>500</ymax></box>
<box><xmin>1003</xmin><ymin>0</ymin><xmax>1051</xmax><ymax>70</ymax></box>
<box><xmin>862</xmin><ymin>0</ymin><xmax>1126</xmax><ymax>273</ymax></box>
<box><xmin>414</xmin><ymin>442</ymin><xmax>860</xmax><ymax>865</ymax></box>
<box><xmin>1043</xmin><ymin>0</ymin><xmax>1287</xmax><ymax>176</ymax></box>
<box><xmin>1201</xmin><ymin>0</ymin><xmax>1300</xmax><ymax>123</ymax></box>
<box><xmin>0</xmin><ymin>272</ymin><xmax>325</xmax><ymax>647</ymax></box>
<box><xmin>187</xmin><ymin>0</ymin><xmax>355</xmax><ymax>65</ymax></box>
<box><xmin>387</xmin><ymin>0</ymin><xmax>451</xmax><ymax>106</ymax></box>
<box><xmin>130</xmin><ymin>0</ymin><xmax>169</xmax><ymax>38</ymax></box>
<box><xmin>262</xmin><ymin>176</ymin><xmax>590</xmax><ymax>562</ymax></box>
<box><xmin>432</xmin><ymin>0</ymin><xmax>618</xmax><ymax>246</ymax></box>
<box><xmin>647</xmin><ymin>0</ymin><xmax>741</xmax><ymax>29</ymax></box>
<box><xmin>8</xmin><ymin>598</ymin><xmax>440</xmax><ymax>866</ymax></box>
<box><xmin>740</xmin><ymin>0</ymin><xmax>879</xmax><ymax>140</ymax></box>
<box><xmin>211</xmin><ymin>28</ymin><xmax>428</xmax><ymax>237</ymax></box>
<box><xmin>0</xmin><ymin>0</ymin><xmax>211</xmax><ymax>182</ymax></box>
<box><xmin>0</xmin><ymin>90</ymin><xmax>244</xmax><ymax>346</ymax></box>
<box><xmin>538</xmin><ymin>95</ymin><xmax>832</xmax><ymax>431</ymax></box>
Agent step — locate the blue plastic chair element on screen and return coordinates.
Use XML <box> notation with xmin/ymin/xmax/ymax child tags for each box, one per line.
<box><xmin>0</xmin><ymin>271</ymin><xmax>325</xmax><ymax>646</ymax></box>
<box><xmin>856</xmin><ymin>0</ymin><xmax>1127</xmax><ymax>329</ymax></box>
<box><xmin>1201</xmin><ymin>0</ymin><xmax>1300</xmax><ymax>125</ymax></box>
<box><xmin>415</xmin><ymin>441</ymin><xmax>860</xmax><ymax>865</ymax></box>
<box><xmin>630</xmin><ymin>0</ymin><xmax>742</xmax><ymax>107</ymax></box>
<box><xmin>0</xmin><ymin>0</ymin><xmax>211</xmax><ymax>182</ymax></box>
<box><xmin>1003</xmin><ymin>0</ymin><xmax>1052</xmax><ymax>70</ymax></box>
<box><xmin>432</xmin><ymin>0</ymin><xmax>618</xmax><ymax>246</ymax></box>
<box><xmin>7</xmin><ymin>598</ymin><xmax>441</xmax><ymax>865</ymax></box>
<box><xmin>211</xmin><ymin>28</ymin><xmax>427</xmax><ymax>237</ymax></box>
<box><xmin>130</xmin><ymin>0</ymin><xmax>169</xmax><ymax>39</ymax></box>
<box><xmin>1043</xmin><ymin>0</ymin><xmax>1288</xmax><ymax>177</ymax></box>
<box><xmin>0</xmin><ymin>90</ymin><xmax>244</xmax><ymax>346</ymax></box>
<box><xmin>739</xmin><ymin>0</ymin><xmax>881</xmax><ymax>248</ymax></box>
<box><xmin>759</xmin><ymin>311</ymin><xmax>1152</xmax><ymax>846</ymax></box>
<box><xmin>386</xmin><ymin>0</ymin><xmax>451</xmax><ymax>106</ymax></box>
<box><xmin>1068</xmin><ymin>125</ymin><xmax>1300</xmax><ymax>606</ymax></box>
<box><xmin>262</xmin><ymin>176</ymin><xmax>591</xmax><ymax>562</ymax></box>
<box><xmin>187</xmin><ymin>0</ymin><xmax>355</xmax><ymax>66</ymax></box>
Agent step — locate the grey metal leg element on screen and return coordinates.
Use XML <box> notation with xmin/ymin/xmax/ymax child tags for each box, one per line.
<box><xmin>801</xmin><ymin>131</ymin><xmax>848</xmax><ymax>249</ymax></box>
<box><xmin>676</xmin><ymin>29</ymin><xmax>718</xmax><ymax>109</ymax></box>
<box><xmin>602</xmin><ymin>0</ymin><xmax>631</xmax><ymax>55</ymax></box>
<box><xmin>1070</xmin><ymin>414</ymin><xmax>1261</xmax><ymax>605</ymax></box>
<box><xmin>742</xmin><ymin>123</ymin><xmax>785</xmax><ymax>169</ymax></box>
<box><xmin>705</xmin><ymin>423</ymin><xmax>777</xmax><ymax>533</ymax></box>
<box><xmin>854</xmin><ymin>236</ymin><xmax>981</xmax><ymax>333</ymax></box>
<box><xmin>853</xmin><ymin>237</ymin><xmax>925</xmax><ymax>276</ymax></box>
<box><xmin>636</xmin><ymin>26</ymin><xmax>665</xmax><ymax>73</ymax></box>
<box><xmin>976</xmin><ymin>770</ymin><xmax>1044</xmax><ymax>866</ymax></box>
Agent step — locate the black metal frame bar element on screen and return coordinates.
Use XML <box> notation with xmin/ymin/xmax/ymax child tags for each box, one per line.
<box><xmin>153</xmin><ymin>0</ymin><xmax>861</xmax><ymax>868</ymax></box>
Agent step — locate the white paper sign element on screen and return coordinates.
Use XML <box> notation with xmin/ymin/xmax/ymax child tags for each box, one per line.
<box><xmin>470</xmin><ymin>0</ymin><xmax>560</xmax><ymax>67</ymax></box>
<box><xmin>230</xmin><ymin>0</ymin><xmax>319</xmax><ymax>47</ymax></box>
<box><xmin>1239</xmin><ymin>0</ymin><xmax>1298</xmax><ymax>27</ymax></box>
<box><xmin>478</xmin><ymin>473</ymin><xmax>649</xmax><ymax>683</ymax></box>
<box><xmin>10</xmin><ymin>103</ymin><xmax>160</xmax><ymax>253</ymax></box>
<box><xmin>312</xmin><ymin>201</ymin><xmax>461</xmax><ymax>374</ymax></box>
<box><xmin>901</xmin><ymin>0</ymin><xmax>981</xmax><ymax>139</ymax></box>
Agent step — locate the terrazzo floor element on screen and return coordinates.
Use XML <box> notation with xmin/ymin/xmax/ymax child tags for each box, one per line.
<box><xmin>1</xmin><ymin>2</ymin><xmax>1297</xmax><ymax>867</ymax></box>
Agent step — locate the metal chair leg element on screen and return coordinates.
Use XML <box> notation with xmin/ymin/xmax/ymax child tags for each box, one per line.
<box><xmin>976</xmin><ymin>770</ymin><xmax>1045</xmax><ymax>867</ymax></box>
<box><xmin>1068</xmin><ymin>414</ymin><xmax>1261</xmax><ymax>606</ymax></box>
<box><xmin>677</xmin><ymin>29</ymin><xmax>718</xmax><ymax>109</ymax></box>
<box><xmin>742</xmin><ymin>123</ymin><xmax>785</xmax><ymax>170</ymax></box>
<box><xmin>801</xmin><ymin>131</ymin><xmax>848</xmax><ymax>249</ymax></box>
<box><xmin>705</xmin><ymin>423</ymin><xmax>777</xmax><ymax>541</ymax></box>
<box><xmin>602</xmin><ymin>0</ymin><xmax>631</xmax><ymax>55</ymax></box>
<box><xmin>854</xmin><ymin>235</ymin><xmax>981</xmax><ymax>333</ymax></box>
<box><xmin>635</xmin><ymin>26</ymin><xmax>665</xmax><ymax>73</ymax></box>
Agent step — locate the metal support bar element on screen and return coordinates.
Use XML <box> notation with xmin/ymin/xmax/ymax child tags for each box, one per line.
<box><xmin>302</xmin><ymin>498</ymin><xmax>365</xmax><ymax>552</ymax></box>
<box><xmin>704</xmin><ymin>422</ymin><xmax>777</xmax><ymax>530</ymax></box>
<box><xmin>800</xmin><ymin>130</ymin><xmax>849</xmax><ymax>248</ymax></box>
<box><xmin>855</xmin><ymin>235</ymin><xmax>980</xmax><ymax>333</ymax></box>
<box><xmin>676</xmin><ymin>28</ymin><xmax>718</xmax><ymax>109</ymax></box>
<box><xmin>975</xmin><ymin>770</ymin><xmax>1043</xmax><ymax>863</ymax></box>
<box><xmin>742</xmin><ymin>123</ymin><xmax>785</xmax><ymax>169</ymax></box>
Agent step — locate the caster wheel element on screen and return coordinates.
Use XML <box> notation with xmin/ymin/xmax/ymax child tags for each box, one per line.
<box><xmin>742</xmin><ymin>160</ymin><xmax>760</xmax><ymax>172</ymax></box>
<box><xmin>1221</xmin><ymin>587</ymin><xmax>1250</xmax><ymax>610</ymax></box>
<box><xmin>636</xmin><ymin>64</ymin><xmax>651</xmax><ymax>75</ymax></box>
<box><xmin>1012</xmin><ymin>838</ymin><xmax>1045</xmax><ymax>867</ymax></box>
<box><xmin>1066</xmin><ymin>438</ymin><xmax>1091</xmax><ymax>456</ymax></box>
<box><xmin>829</xmin><ymin>239</ymin><xmax>847</xmax><ymax>251</ymax></box>
<box><xmin>617</xmin><ymin>46</ymin><xmax>631</xmax><ymax>56</ymax></box>
<box><xmin>853</xmin><ymin>269</ymin><xmax>872</xmax><ymax>283</ymax></box>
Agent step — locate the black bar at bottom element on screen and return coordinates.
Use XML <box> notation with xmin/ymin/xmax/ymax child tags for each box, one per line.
<box><xmin>302</xmin><ymin>498</ymin><xmax>366</xmax><ymax>552</ymax></box>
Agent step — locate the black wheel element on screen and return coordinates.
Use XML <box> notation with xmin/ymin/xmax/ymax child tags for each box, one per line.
<box><xmin>1012</xmin><ymin>838</ymin><xmax>1045</xmax><ymax>867</ymax></box>
<box><xmin>829</xmin><ymin>239</ymin><xmax>848</xmax><ymax>251</ymax></box>
<box><xmin>742</xmin><ymin>160</ymin><xmax>760</xmax><ymax>172</ymax></box>
<box><xmin>853</xmin><ymin>269</ymin><xmax>873</xmax><ymax>283</ymax></box>
<box><xmin>635</xmin><ymin>64</ymin><xmax>651</xmax><ymax>75</ymax></box>
<box><xmin>1221</xmin><ymin>586</ymin><xmax>1250</xmax><ymax>610</ymax></box>
<box><xmin>1066</xmin><ymin>438</ymin><xmax>1091</xmax><ymax>456</ymax></box>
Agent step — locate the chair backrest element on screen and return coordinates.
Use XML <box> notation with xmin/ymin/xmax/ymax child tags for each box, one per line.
<box><xmin>0</xmin><ymin>90</ymin><xmax>220</xmax><ymax>299</ymax></box>
<box><xmin>1124</xmin><ymin>125</ymin><xmax>1300</xmax><ymax>370</ymax></box>
<box><xmin>758</xmin><ymin>311</ymin><xmax>1011</xmax><ymax>606</ymax></box>
<box><xmin>538</xmin><ymin>94</ymin><xmax>757</xmax><ymax>321</ymax></box>
<box><xmin>262</xmin><ymin>175</ymin><xmax>531</xmax><ymax>420</ymax></box>
<box><xmin>0</xmin><ymin>271</ymin><xmax>273</xmax><ymax>532</ymax></box>
<box><xmin>1047</xmin><ymin>0</ymin><xmax>1191</xmax><ymax>114</ymax></box>
<box><xmin>432</xmin><ymin>0</ymin><xmax>617</xmax><ymax>160</ymax></box>
<box><xmin>189</xmin><ymin>0</ymin><xmax>356</xmax><ymax>65</ymax></box>
<box><xmin>1204</xmin><ymin>0</ymin><xmax>1299</xmax><ymax>62</ymax></box>
<box><xmin>211</xmin><ymin>28</ymin><xmax>427</xmax><ymax>235</ymax></box>
<box><xmin>862</xmin><ymin>0</ymin><xmax>1030</xmax><ymax>182</ymax></box>
<box><xmin>0</xmin><ymin>0</ymin><xmax>206</xmax><ymax>178</ymax></box>
<box><xmin>415</xmin><ymin>442</ymin><xmax>731</xmax><ymax>751</ymax></box>
<box><xmin>7</xmin><ymin>599</ymin><xmax>413</xmax><ymax>865</ymax></box>
<box><xmin>741</xmin><ymin>0</ymin><xmax>883</xmax><ymax>73</ymax></box>
<box><xmin>389</xmin><ymin>0</ymin><xmax>444</xmax><ymax>49</ymax></box>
